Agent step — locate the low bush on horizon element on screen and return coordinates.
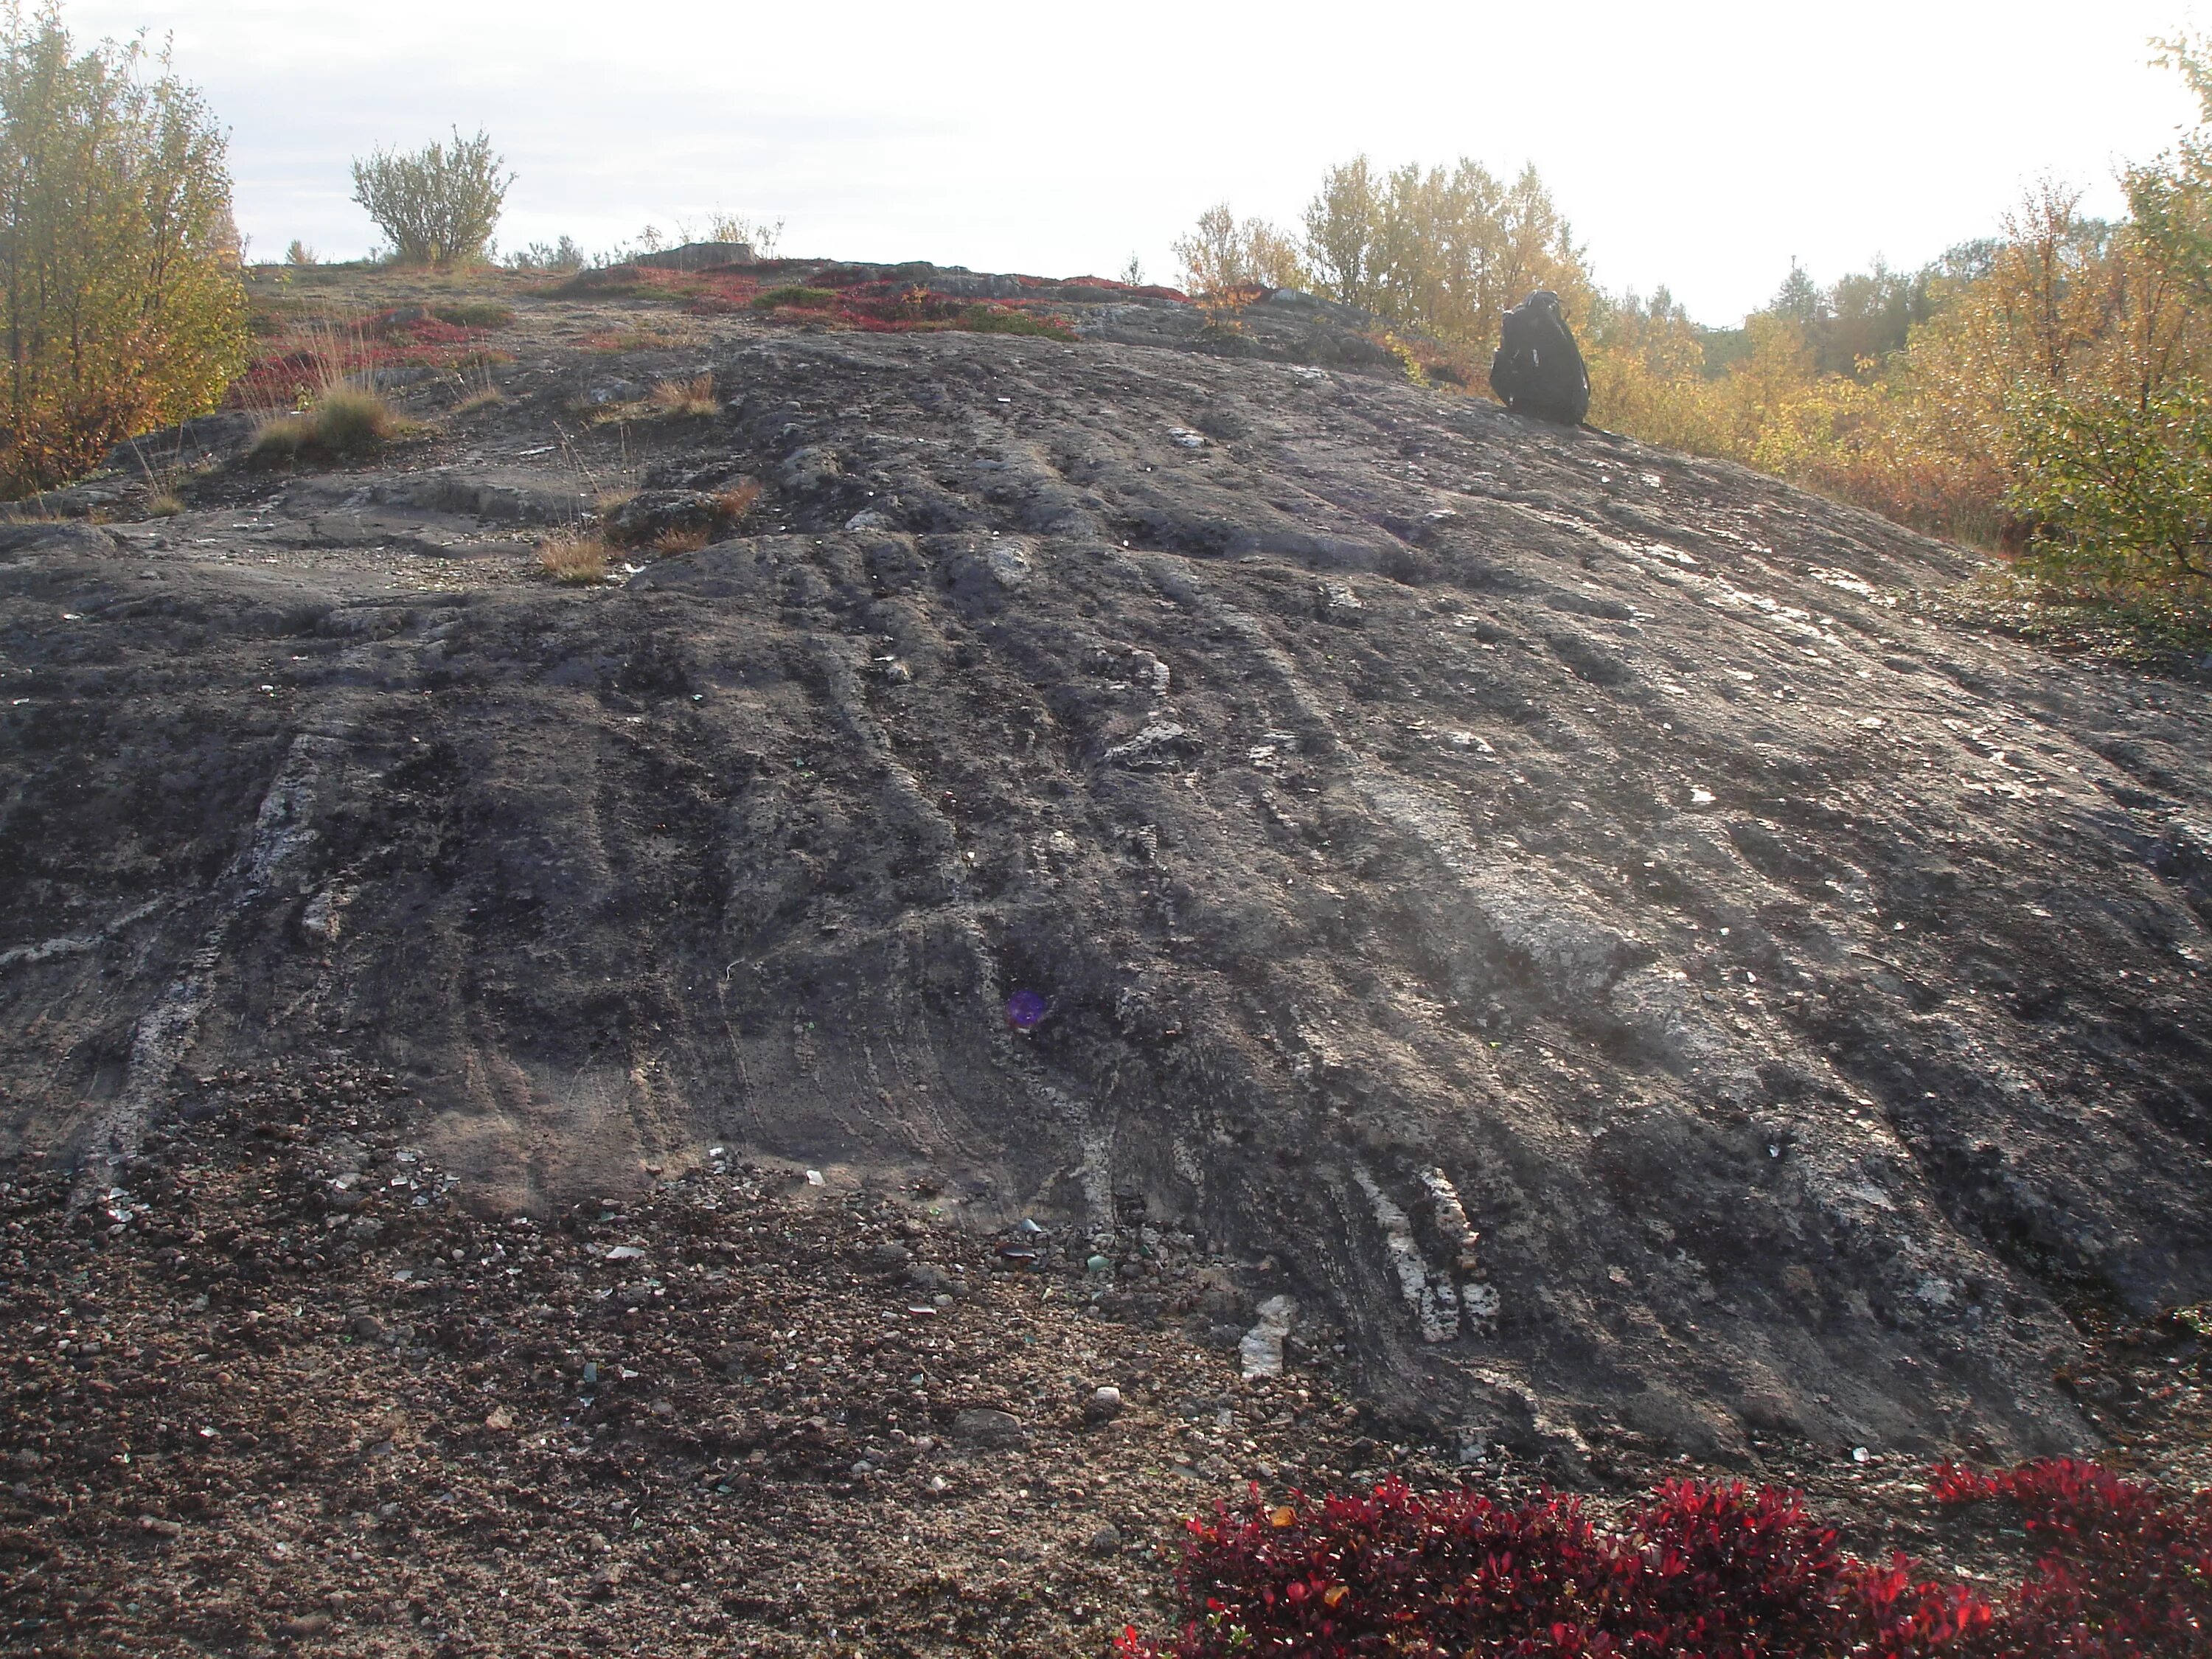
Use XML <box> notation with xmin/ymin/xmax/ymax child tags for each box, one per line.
<box><xmin>812</xmin><ymin>281</ymin><xmax>1079</xmax><ymax>340</ymax></box>
<box><xmin>1118</xmin><ymin>1459</ymin><xmax>2212</xmax><ymax>1658</ymax></box>
<box><xmin>565</xmin><ymin>263</ymin><xmax>1081</xmax><ymax>341</ymax></box>
<box><xmin>350</xmin><ymin>128</ymin><xmax>512</xmax><ymax>268</ymax></box>
<box><xmin>942</xmin><ymin>302</ymin><xmax>1076</xmax><ymax>340</ymax></box>
<box><xmin>507</xmin><ymin>233</ymin><xmax>587</xmax><ymax>274</ymax></box>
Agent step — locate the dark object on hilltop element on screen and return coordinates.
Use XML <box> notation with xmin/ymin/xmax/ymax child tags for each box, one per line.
<box><xmin>1489</xmin><ymin>290</ymin><xmax>1590</xmax><ymax>425</ymax></box>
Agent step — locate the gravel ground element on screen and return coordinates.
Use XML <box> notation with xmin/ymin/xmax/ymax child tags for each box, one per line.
<box><xmin>3</xmin><ymin>1061</ymin><xmax>1461</xmax><ymax>1655</ymax></box>
<box><xmin>9</xmin><ymin>1057</ymin><xmax>2212</xmax><ymax>1655</ymax></box>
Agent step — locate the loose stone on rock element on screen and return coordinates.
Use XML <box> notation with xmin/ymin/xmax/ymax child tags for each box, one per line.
<box><xmin>950</xmin><ymin>1408</ymin><xmax>1024</xmax><ymax>1448</ymax></box>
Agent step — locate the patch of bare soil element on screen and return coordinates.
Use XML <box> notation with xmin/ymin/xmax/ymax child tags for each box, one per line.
<box><xmin>0</xmin><ymin>1064</ymin><xmax>1469</xmax><ymax>1655</ymax></box>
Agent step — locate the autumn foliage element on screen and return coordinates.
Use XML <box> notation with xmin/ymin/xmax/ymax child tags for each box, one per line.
<box><xmin>1118</xmin><ymin>1461</ymin><xmax>2212</xmax><ymax>1658</ymax></box>
<box><xmin>0</xmin><ymin>7</ymin><xmax>247</xmax><ymax>495</ymax></box>
<box><xmin>1175</xmin><ymin>37</ymin><xmax>2212</xmax><ymax>619</ymax></box>
<box><xmin>1930</xmin><ymin>1459</ymin><xmax>2212</xmax><ymax>1656</ymax></box>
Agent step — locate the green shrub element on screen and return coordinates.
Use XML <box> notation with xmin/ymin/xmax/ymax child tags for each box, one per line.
<box><xmin>957</xmin><ymin>305</ymin><xmax>1075</xmax><ymax>338</ymax></box>
<box><xmin>751</xmin><ymin>285</ymin><xmax>838</xmax><ymax>310</ymax></box>
<box><xmin>0</xmin><ymin>10</ymin><xmax>248</xmax><ymax>495</ymax></box>
<box><xmin>350</xmin><ymin>128</ymin><xmax>512</xmax><ymax>268</ymax></box>
<box><xmin>2009</xmin><ymin>380</ymin><xmax>2212</xmax><ymax>591</ymax></box>
<box><xmin>431</xmin><ymin>301</ymin><xmax>513</xmax><ymax>329</ymax></box>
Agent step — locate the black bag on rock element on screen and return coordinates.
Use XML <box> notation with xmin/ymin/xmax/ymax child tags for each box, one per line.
<box><xmin>1489</xmin><ymin>291</ymin><xmax>1590</xmax><ymax>425</ymax></box>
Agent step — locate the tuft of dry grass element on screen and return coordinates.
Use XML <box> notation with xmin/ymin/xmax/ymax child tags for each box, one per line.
<box><xmin>314</xmin><ymin>386</ymin><xmax>400</xmax><ymax>450</ymax></box>
<box><xmin>144</xmin><ymin>490</ymin><xmax>184</xmax><ymax>518</ymax></box>
<box><xmin>250</xmin><ymin>384</ymin><xmax>411</xmax><ymax>463</ymax></box>
<box><xmin>594</xmin><ymin>487</ymin><xmax>638</xmax><ymax>518</ymax></box>
<box><xmin>712</xmin><ymin>479</ymin><xmax>762</xmax><ymax>524</ymax></box>
<box><xmin>651</xmin><ymin>526</ymin><xmax>710</xmax><ymax>555</ymax></box>
<box><xmin>588</xmin><ymin>374</ymin><xmax>721</xmax><ymax>427</ymax></box>
<box><xmin>249</xmin><ymin>411</ymin><xmax>315</xmax><ymax>461</ymax></box>
<box><xmin>538</xmin><ymin>529</ymin><xmax>610</xmax><ymax>584</ymax></box>
<box><xmin>453</xmin><ymin>386</ymin><xmax>504</xmax><ymax>417</ymax></box>
<box><xmin>648</xmin><ymin>375</ymin><xmax>719</xmax><ymax>418</ymax></box>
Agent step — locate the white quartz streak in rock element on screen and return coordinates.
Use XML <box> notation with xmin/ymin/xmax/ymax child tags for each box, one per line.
<box><xmin>1239</xmin><ymin>1295</ymin><xmax>1296</xmax><ymax>1378</ymax></box>
<box><xmin>1421</xmin><ymin>1165</ymin><xmax>1500</xmax><ymax>1331</ymax></box>
<box><xmin>1356</xmin><ymin>1167</ymin><xmax>1459</xmax><ymax>1342</ymax></box>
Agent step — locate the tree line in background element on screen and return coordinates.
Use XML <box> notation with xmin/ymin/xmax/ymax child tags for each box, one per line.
<box><xmin>4</xmin><ymin>0</ymin><xmax>2211</xmax><ymax>630</ymax></box>
<box><xmin>1177</xmin><ymin>38</ymin><xmax>2212</xmax><ymax>617</ymax></box>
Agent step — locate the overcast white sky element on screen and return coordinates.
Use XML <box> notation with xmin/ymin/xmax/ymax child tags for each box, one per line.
<box><xmin>69</xmin><ymin>0</ymin><xmax>2211</xmax><ymax>322</ymax></box>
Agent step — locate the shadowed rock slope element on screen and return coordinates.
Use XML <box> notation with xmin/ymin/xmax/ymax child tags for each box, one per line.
<box><xmin>4</xmin><ymin>265</ymin><xmax>2210</xmax><ymax>1469</ymax></box>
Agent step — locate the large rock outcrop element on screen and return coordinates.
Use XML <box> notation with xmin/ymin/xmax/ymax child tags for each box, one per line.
<box><xmin>3</xmin><ymin>263</ymin><xmax>2208</xmax><ymax>1467</ymax></box>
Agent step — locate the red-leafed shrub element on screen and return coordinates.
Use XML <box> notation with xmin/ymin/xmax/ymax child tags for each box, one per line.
<box><xmin>1933</xmin><ymin>1459</ymin><xmax>2212</xmax><ymax>1657</ymax></box>
<box><xmin>560</xmin><ymin>261</ymin><xmax>1094</xmax><ymax>338</ymax></box>
<box><xmin>750</xmin><ymin>279</ymin><xmax>1077</xmax><ymax>340</ymax></box>
<box><xmin>685</xmin><ymin>286</ymin><xmax>759</xmax><ymax>316</ymax></box>
<box><xmin>1120</xmin><ymin>1462</ymin><xmax>2212</xmax><ymax>1658</ymax></box>
<box><xmin>226</xmin><ymin>310</ymin><xmax>507</xmax><ymax>411</ymax></box>
<box><xmin>363</xmin><ymin>307</ymin><xmax>479</xmax><ymax>347</ymax></box>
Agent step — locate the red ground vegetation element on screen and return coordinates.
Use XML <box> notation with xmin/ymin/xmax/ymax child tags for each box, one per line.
<box><xmin>1119</xmin><ymin>1461</ymin><xmax>2212</xmax><ymax>1658</ymax></box>
<box><xmin>226</xmin><ymin>308</ymin><xmax>507</xmax><ymax>410</ymax></box>
<box><xmin>613</xmin><ymin>262</ymin><xmax>1161</xmax><ymax>338</ymax></box>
